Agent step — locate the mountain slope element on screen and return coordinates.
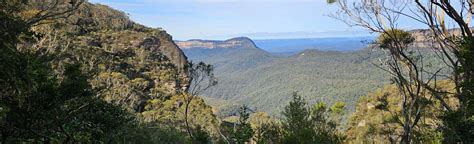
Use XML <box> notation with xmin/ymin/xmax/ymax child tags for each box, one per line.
<box><xmin>346</xmin><ymin>81</ymin><xmax>456</xmax><ymax>143</ymax></box>
<box><xmin>181</xmin><ymin>36</ymin><xmax>448</xmax><ymax>117</ymax></box>
<box><xmin>181</xmin><ymin>38</ymin><xmax>390</xmax><ymax>117</ymax></box>
<box><xmin>23</xmin><ymin>2</ymin><xmax>219</xmax><ymax>137</ymax></box>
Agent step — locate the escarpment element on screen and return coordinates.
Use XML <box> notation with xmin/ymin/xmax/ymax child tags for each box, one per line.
<box><xmin>22</xmin><ymin>2</ymin><xmax>190</xmax><ymax>111</ymax></box>
<box><xmin>176</xmin><ymin>37</ymin><xmax>258</xmax><ymax>49</ymax></box>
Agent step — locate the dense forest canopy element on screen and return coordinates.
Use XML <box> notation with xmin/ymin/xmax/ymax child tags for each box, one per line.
<box><xmin>183</xmin><ymin>40</ymin><xmax>449</xmax><ymax>117</ymax></box>
<box><xmin>1</xmin><ymin>0</ymin><xmax>474</xmax><ymax>143</ymax></box>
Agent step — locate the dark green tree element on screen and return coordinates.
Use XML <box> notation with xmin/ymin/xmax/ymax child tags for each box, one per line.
<box><xmin>232</xmin><ymin>105</ymin><xmax>254</xmax><ymax>144</ymax></box>
<box><xmin>253</xmin><ymin>121</ymin><xmax>282</xmax><ymax>144</ymax></box>
<box><xmin>281</xmin><ymin>92</ymin><xmax>345</xmax><ymax>144</ymax></box>
<box><xmin>311</xmin><ymin>102</ymin><xmax>345</xmax><ymax>143</ymax></box>
<box><xmin>192</xmin><ymin>125</ymin><xmax>212</xmax><ymax>144</ymax></box>
<box><xmin>0</xmin><ymin>1</ymin><xmax>139</xmax><ymax>143</ymax></box>
<box><xmin>281</xmin><ymin>92</ymin><xmax>315</xmax><ymax>143</ymax></box>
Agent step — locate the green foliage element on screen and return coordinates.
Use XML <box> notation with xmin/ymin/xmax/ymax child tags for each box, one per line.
<box><xmin>185</xmin><ymin>47</ymin><xmax>390</xmax><ymax>116</ymax></box>
<box><xmin>0</xmin><ymin>53</ymin><xmax>136</xmax><ymax>142</ymax></box>
<box><xmin>330</xmin><ymin>102</ymin><xmax>345</xmax><ymax>114</ymax></box>
<box><xmin>253</xmin><ymin>121</ymin><xmax>282</xmax><ymax>144</ymax></box>
<box><xmin>192</xmin><ymin>125</ymin><xmax>212</xmax><ymax>144</ymax></box>
<box><xmin>232</xmin><ymin>105</ymin><xmax>254</xmax><ymax>144</ymax></box>
<box><xmin>1</xmin><ymin>0</ymin><xmax>219</xmax><ymax>143</ymax></box>
<box><xmin>0</xmin><ymin>2</ymin><xmax>141</xmax><ymax>142</ymax></box>
<box><xmin>185</xmin><ymin>40</ymin><xmax>449</xmax><ymax>119</ymax></box>
<box><xmin>311</xmin><ymin>102</ymin><xmax>346</xmax><ymax>144</ymax></box>
<box><xmin>378</xmin><ymin>29</ymin><xmax>415</xmax><ymax>50</ymax></box>
<box><xmin>441</xmin><ymin>37</ymin><xmax>474</xmax><ymax>143</ymax></box>
<box><xmin>327</xmin><ymin>0</ymin><xmax>337</xmax><ymax>4</ymax></box>
<box><xmin>118</xmin><ymin>123</ymin><xmax>188</xmax><ymax>143</ymax></box>
<box><xmin>280</xmin><ymin>92</ymin><xmax>345</xmax><ymax>143</ymax></box>
<box><xmin>188</xmin><ymin>61</ymin><xmax>218</xmax><ymax>94</ymax></box>
<box><xmin>313</xmin><ymin>102</ymin><xmax>327</xmax><ymax>112</ymax></box>
<box><xmin>281</xmin><ymin>92</ymin><xmax>315</xmax><ymax>143</ymax></box>
<box><xmin>346</xmin><ymin>82</ymin><xmax>455</xmax><ymax>143</ymax></box>
<box><xmin>141</xmin><ymin>94</ymin><xmax>220</xmax><ymax>139</ymax></box>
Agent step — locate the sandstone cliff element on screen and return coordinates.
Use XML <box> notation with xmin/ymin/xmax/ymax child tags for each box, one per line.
<box><xmin>25</xmin><ymin>2</ymin><xmax>190</xmax><ymax>111</ymax></box>
<box><xmin>176</xmin><ymin>37</ymin><xmax>258</xmax><ymax>49</ymax></box>
<box><xmin>409</xmin><ymin>28</ymin><xmax>464</xmax><ymax>48</ymax></box>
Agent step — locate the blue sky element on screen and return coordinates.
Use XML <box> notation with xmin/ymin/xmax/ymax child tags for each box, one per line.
<box><xmin>88</xmin><ymin>0</ymin><xmax>378</xmax><ymax>40</ymax></box>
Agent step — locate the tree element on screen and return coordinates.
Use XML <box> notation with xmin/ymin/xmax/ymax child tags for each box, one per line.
<box><xmin>281</xmin><ymin>92</ymin><xmax>346</xmax><ymax>143</ymax></box>
<box><xmin>311</xmin><ymin>102</ymin><xmax>345</xmax><ymax>144</ymax></box>
<box><xmin>251</xmin><ymin>112</ymin><xmax>282</xmax><ymax>144</ymax></box>
<box><xmin>329</xmin><ymin>0</ymin><xmax>474</xmax><ymax>142</ymax></box>
<box><xmin>0</xmin><ymin>62</ymin><xmax>136</xmax><ymax>142</ymax></box>
<box><xmin>191</xmin><ymin>125</ymin><xmax>212</xmax><ymax>144</ymax></box>
<box><xmin>182</xmin><ymin>61</ymin><xmax>218</xmax><ymax>139</ymax></box>
<box><xmin>253</xmin><ymin>121</ymin><xmax>282</xmax><ymax>144</ymax></box>
<box><xmin>232</xmin><ymin>105</ymin><xmax>254</xmax><ymax>144</ymax></box>
<box><xmin>0</xmin><ymin>1</ymin><xmax>139</xmax><ymax>143</ymax></box>
<box><xmin>281</xmin><ymin>92</ymin><xmax>315</xmax><ymax>143</ymax></box>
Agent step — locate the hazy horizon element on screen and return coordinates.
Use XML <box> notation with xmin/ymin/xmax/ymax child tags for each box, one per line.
<box><xmin>88</xmin><ymin>0</ymin><xmax>405</xmax><ymax>40</ymax></box>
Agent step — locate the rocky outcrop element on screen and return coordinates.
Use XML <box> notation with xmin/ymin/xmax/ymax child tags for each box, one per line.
<box><xmin>176</xmin><ymin>37</ymin><xmax>258</xmax><ymax>49</ymax></box>
<box><xmin>27</xmin><ymin>2</ymin><xmax>191</xmax><ymax>112</ymax></box>
<box><xmin>409</xmin><ymin>28</ymin><xmax>465</xmax><ymax>48</ymax></box>
<box><xmin>135</xmin><ymin>31</ymin><xmax>188</xmax><ymax>72</ymax></box>
<box><xmin>71</xmin><ymin>3</ymin><xmax>188</xmax><ymax>73</ymax></box>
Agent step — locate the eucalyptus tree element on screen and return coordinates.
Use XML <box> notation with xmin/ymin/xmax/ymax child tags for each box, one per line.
<box><xmin>328</xmin><ymin>0</ymin><xmax>474</xmax><ymax>143</ymax></box>
<box><xmin>183</xmin><ymin>62</ymin><xmax>218</xmax><ymax>140</ymax></box>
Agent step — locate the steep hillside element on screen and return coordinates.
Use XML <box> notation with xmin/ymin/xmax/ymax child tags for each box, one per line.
<box><xmin>21</xmin><ymin>2</ymin><xmax>219</xmax><ymax>137</ymax></box>
<box><xmin>346</xmin><ymin>81</ymin><xmax>456</xmax><ymax>143</ymax></box>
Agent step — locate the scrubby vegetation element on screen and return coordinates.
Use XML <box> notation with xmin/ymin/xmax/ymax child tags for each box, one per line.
<box><xmin>1</xmin><ymin>0</ymin><xmax>217</xmax><ymax>142</ymax></box>
<box><xmin>346</xmin><ymin>81</ymin><xmax>456</xmax><ymax>143</ymax></box>
<box><xmin>2</xmin><ymin>0</ymin><xmax>474</xmax><ymax>143</ymax></box>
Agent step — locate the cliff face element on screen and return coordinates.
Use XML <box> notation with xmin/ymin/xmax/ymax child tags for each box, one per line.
<box><xmin>176</xmin><ymin>37</ymin><xmax>258</xmax><ymax>49</ymax></box>
<box><xmin>135</xmin><ymin>31</ymin><xmax>188</xmax><ymax>72</ymax></box>
<box><xmin>25</xmin><ymin>2</ymin><xmax>190</xmax><ymax>111</ymax></box>
<box><xmin>66</xmin><ymin>3</ymin><xmax>188</xmax><ymax>73</ymax></box>
<box><xmin>19</xmin><ymin>2</ymin><xmax>220</xmax><ymax>136</ymax></box>
<box><xmin>156</xmin><ymin>32</ymin><xmax>188</xmax><ymax>71</ymax></box>
<box><xmin>409</xmin><ymin>28</ymin><xmax>464</xmax><ymax>48</ymax></box>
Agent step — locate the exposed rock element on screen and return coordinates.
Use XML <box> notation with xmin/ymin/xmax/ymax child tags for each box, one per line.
<box><xmin>176</xmin><ymin>37</ymin><xmax>258</xmax><ymax>49</ymax></box>
<box><xmin>357</xmin><ymin>120</ymin><xmax>366</xmax><ymax>127</ymax></box>
<box><xmin>26</xmin><ymin>2</ymin><xmax>190</xmax><ymax>111</ymax></box>
<box><xmin>157</xmin><ymin>31</ymin><xmax>188</xmax><ymax>71</ymax></box>
<box><xmin>367</xmin><ymin>103</ymin><xmax>375</xmax><ymax>110</ymax></box>
<box><xmin>73</xmin><ymin>2</ymin><xmax>188</xmax><ymax>74</ymax></box>
<box><xmin>409</xmin><ymin>28</ymin><xmax>465</xmax><ymax>48</ymax></box>
<box><xmin>133</xmin><ymin>32</ymin><xmax>188</xmax><ymax>72</ymax></box>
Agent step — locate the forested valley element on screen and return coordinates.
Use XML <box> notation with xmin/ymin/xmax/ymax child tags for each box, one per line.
<box><xmin>1</xmin><ymin>0</ymin><xmax>474</xmax><ymax>143</ymax></box>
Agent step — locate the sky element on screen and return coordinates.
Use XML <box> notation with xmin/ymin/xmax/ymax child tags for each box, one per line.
<box><xmin>87</xmin><ymin>0</ymin><xmax>393</xmax><ymax>40</ymax></box>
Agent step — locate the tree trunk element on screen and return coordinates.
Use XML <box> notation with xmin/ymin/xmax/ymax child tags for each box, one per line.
<box><xmin>184</xmin><ymin>99</ymin><xmax>193</xmax><ymax>139</ymax></box>
<box><xmin>400</xmin><ymin>129</ymin><xmax>411</xmax><ymax>144</ymax></box>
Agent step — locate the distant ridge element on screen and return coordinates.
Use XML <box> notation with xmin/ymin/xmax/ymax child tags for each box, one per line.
<box><xmin>176</xmin><ymin>37</ymin><xmax>258</xmax><ymax>49</ymax></box>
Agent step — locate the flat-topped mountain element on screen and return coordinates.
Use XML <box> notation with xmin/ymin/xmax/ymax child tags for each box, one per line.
<box><xmin>176</xmin><ymin>37</ymin><xmax>257</xmax><ymax>49</ymax></box>
<box><xmin>182</xmin><ymin>35</ymin><xmax>448</xmax><ymax>117</ymax></box>
<box><xmin>181</xmin><ymin>37</ymin><xmax>389</xmax><ymax>116</ymax></box>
